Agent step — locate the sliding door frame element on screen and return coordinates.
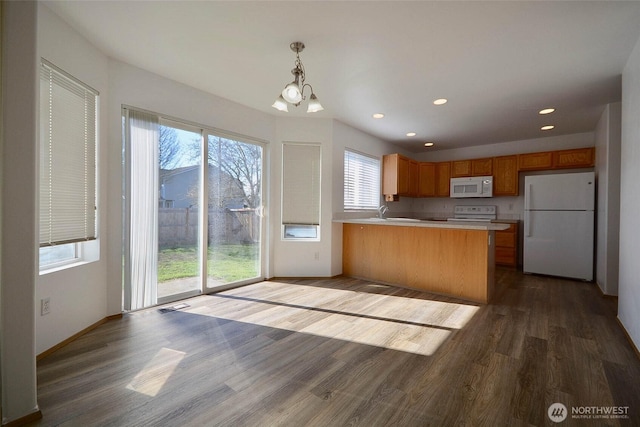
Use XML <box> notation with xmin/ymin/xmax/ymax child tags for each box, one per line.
<box><xmin>122</xmin><ymin>105</ymin><xmax>268</xmax><ymax>311</ymax></box>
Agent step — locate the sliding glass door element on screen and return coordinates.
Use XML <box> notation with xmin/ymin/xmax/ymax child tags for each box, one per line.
<box><xmin>124</xmin><ymin>109</ymin><xmax>264</xmax><ymax>310</ymax></box>
<box><xmin>206</xmin><ymin>135</ymin><xmax>262</xmax><ymax>290</ymax></box>
<box><xmin>156</xmin><ymin>121</ymin><xmax>203</xmax><ymax>301</ymax></box>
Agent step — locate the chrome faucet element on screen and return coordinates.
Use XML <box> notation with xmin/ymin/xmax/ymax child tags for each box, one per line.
<box><xmin>377</xmin><ymin>205</ymin><xmax>389</xmax><ymax>219</ymax></box>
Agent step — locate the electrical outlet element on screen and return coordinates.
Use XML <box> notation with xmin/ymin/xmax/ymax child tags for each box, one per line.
<box><xmin>41</xmin><ymin>297</ymin><xmax>51</xmax><ymax>316</ymax></box>
<box><xmin>314</xmin><ymin>251</ymin><xmax>320</xmax><ymax>261</ymax></box>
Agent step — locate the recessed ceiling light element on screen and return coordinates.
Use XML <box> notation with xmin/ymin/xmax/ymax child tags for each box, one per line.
<box><xmin>433</xmin><ymin>98</ymin><xmax>448</xmax><ymax>105</ymax></box>
<box><xmin>372</xmin><ymin>113</ymin><xmax>385</xmax><ymax>119</ymax></box>
<box><xmin>424</xmin><ymin>142</ymin><xmax>434</xmax><ymax>147</ymax></box>
<box><xmin>406</xmin><ymin>132</ymin><xmax>417</xmax><ymax>137</ymax></box>
<box><xmin>541</xmin><ymin>125</ymin><xmax>555</xmax><ymax>131</ymax></box>
<box><xmin>539</xmin><ymin>108</ymin><xmax>555</xmax><ymax>115</ymax></box>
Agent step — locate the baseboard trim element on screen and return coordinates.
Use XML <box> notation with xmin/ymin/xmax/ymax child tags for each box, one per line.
<box><xmin>269</xmin><ymin>275</ymin><xmax>342</xmax><ymax>281</ymax></box>
<box><xmin>616</xmin><ymin>317</ymin><xmax>640</xmax><ymax>362</ymax></box>
<box><xmin>595</xmin><ymin>281</ymin><xmax>619</xmax><ymax>300</ymax></box>
<box><xmin>36</xmin><ymin>313</ymin><xmax>123</xmax><ymax>361</ymax></box>
<box><xmin>3</xmin><ymin>409</ymin><xmax>42</xmax><ymax>427</ymax></box>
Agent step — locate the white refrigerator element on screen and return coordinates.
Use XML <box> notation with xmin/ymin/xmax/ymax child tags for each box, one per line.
<box><xmin>523</xmin><ymin>172</ymin><xmax>595</xmax><ymax>281</ymax></box>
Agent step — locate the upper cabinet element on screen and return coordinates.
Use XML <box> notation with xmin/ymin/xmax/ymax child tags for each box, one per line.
<box><xmin>383</xmin><ymin>147</ymin><xmax>593</xmax><ymax>199</ymax></box>
<box><xmin>408</xmin><ymin>160</ymin><xmax>419</xmax><ymax>197</ymax></box>
<box><xmin>518</xmin><ymin>147</ymin><xmax>594</xmax><ymax>171</ymax></box>
<box><xmin>418</xmin><ymin>162</ymin><xmax>436</xmax><ymax>197</ymax></box>
<box><xmin>553</xmin><ymin>147</ymin><xmax>594</xmax><ymax>169</ymax></box>
<box><xmin>452</xmin><ymin>158</ymin><xmax>492</xmax><ymax>177</ymax></box>
<box><xmin>383</xmin><ymin>154</ymin><xmax>418</xmax><ymax>199</ymax></box>
<box><xmin>451</xmin><ymin>160</ymin><xmax>472</xmax><ymax>178</ymax></box>
<box><xmin>518</xmin><ymin>151</ymin><xmax>554</xmax><ymax>171</ymax></box>
<box><xmin>493</xmin><ymin>155</ymin><xmax>518</xmax><ymax>196</ymax></box>
<box><xmin>419</xmin><ymin>161</ymin><xmax>450</xmax><ymax>197</ymax></box>
<box><xmin>471</xmin><ymin>158</ymin><xmax>493</xmax><ymax>176</ymax></box>
<box><xmin>435</xmin><ymin>162</ymin><xmax>451</xmax><ymax>197</ymax></box>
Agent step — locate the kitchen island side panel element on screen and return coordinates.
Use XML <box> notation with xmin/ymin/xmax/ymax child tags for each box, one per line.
<box><xmin>342</xmin><ymin>223</ymin><xmax>495</xmax><ymax>303</ymax></box>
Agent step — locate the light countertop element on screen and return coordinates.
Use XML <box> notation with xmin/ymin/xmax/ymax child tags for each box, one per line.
<box><xmin>335</xmin><ymin>218</ymin><xmax>510</xmax><ymax>231</ymax></box>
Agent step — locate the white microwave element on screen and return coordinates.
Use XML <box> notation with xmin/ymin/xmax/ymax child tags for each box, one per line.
<box><xmin>450</xmin><ymin>176</ymin><xmax>493</xmax><ymax>198</ymax></box>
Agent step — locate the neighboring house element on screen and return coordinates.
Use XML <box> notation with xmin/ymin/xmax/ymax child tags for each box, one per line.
<box><xmin>159</xmin><ymin>163</ymin><xmax>247</xmax><ymax>209</ymax></box>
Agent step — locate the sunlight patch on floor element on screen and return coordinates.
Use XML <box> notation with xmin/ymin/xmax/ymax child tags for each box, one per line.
<box><xmin>188</xmin><ymin>281</ymin><xmax>480</xmax><ymax>356</ymax></box>
<box><xmin>126</xmin><ymin>347</ymin><xmax>186</xmax><ymax>396</ymax></box>
<box><xmin>228</xmin><ymin>281</ymin><xmax>480</xmax><ymax>329</ymax></box>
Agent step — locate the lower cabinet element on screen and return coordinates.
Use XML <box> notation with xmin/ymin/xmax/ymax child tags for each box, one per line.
<box><xmin>343</xmin><ymin>223</ymin><xmax>497</xmax><ymax>303</ymax></box>
<box><xmin>495</xmin><ymin>222</ymin><xmax>518</xmax><ymax>267</ymax></box>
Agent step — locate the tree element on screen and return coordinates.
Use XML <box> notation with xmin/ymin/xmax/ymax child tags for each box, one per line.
<box><xmin>159</xmin><ymin>125</ymin><xmax>181</xmax><ymax>170</ymax></box>
<box><xmin>208</xmin><ymin>136</ymin><xmax>262</xmax><ymax>209</ymax></box>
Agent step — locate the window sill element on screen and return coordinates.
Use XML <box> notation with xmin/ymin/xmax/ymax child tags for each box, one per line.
<box><xmin>39</xmin><ymin>239</ymin><xmax>100</xmax><ymax>275</ymax></box>
<box><xmin>39</xmin><ymin>259</ymin><xmax>96</xmax><ymax>275</ymax></box>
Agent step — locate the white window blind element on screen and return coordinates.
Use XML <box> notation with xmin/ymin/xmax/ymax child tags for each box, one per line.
<box><xmin>344</xmin><ymin>149</ymin><xmax>380</xmax><ymax>210</ymax></box>
<box><xmin>282</xmin><ymin>143</ymin><xmax>321</xmax><ymax>225</ymax></box>
<box><xmin>39</xmin><ymin>61</ymin><xmax>98</xmax><ymax>247</ymax></box>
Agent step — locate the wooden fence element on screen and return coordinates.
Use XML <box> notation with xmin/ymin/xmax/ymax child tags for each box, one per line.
<box><xmin>158</xmin><ymin>207</ymin><xmax>259</xmax><ymax>248</ymax></box>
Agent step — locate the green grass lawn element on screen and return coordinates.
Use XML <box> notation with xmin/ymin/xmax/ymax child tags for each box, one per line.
<box><xmin>158</xmin><ymin>243</ymin><xmax>259</xmax><ymax>283</ymax></box>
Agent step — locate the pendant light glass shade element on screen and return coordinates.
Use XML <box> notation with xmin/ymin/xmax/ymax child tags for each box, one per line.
<box><xmin>306</xmin><ymin>93</ymin><xmax>324</xmax><ymax>113</ymax></box>
<box><xmin>272</xmin><ymin>95</ymin><xmax>289</xmax><ymax>112</ymax></box>
<box><xmin>282</xmin><ymin>82</ymin><xmax>302</xmax><ymax>103</ymax></box>
<box><xmin>272</xmin><ymin>41</ymin><xmax>323</xmax><ymax>113</ymax></box>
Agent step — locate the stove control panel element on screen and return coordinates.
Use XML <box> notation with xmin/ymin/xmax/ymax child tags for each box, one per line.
<box><xmin>454</xmin><ymin>205</ymin><xmax>497</xmax><ymax>216</ymax></box>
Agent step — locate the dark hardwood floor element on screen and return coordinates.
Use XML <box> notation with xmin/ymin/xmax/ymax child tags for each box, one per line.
<box><xmin>30</xmin><ymin>269</ymin><xmax>640</xmax><ymax>426</ymax></box>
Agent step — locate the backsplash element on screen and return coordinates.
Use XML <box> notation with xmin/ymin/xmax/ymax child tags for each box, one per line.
<box><xmin>383</xmin><ymin>196</ymin><xmax>523</xmax><ymax>221</ymax></box>
<box><xmin>335</xmin><ymin>196</ymin><xmax>523</xmax><ymax>221</ymax></box>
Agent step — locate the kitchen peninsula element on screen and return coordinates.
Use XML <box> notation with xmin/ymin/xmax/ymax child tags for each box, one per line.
<box><xmin>337</xmin><ymin>219</ymin><xmax>509</xmax><ymax>303</ymax></box>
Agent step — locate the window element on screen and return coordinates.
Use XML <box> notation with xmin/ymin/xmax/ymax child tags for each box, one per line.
<box><xmin>344</xmin><ymin>149</ymin><xmax>381</xmax><ymax>210</ymax></box>
<box><xmin>39</xmin><ymin>60</ymin><xmax>98</xmax><ymax>269</ymax></box>
<box><xmin>39</xmin><ymin>244</ymin><xmax>79</xmax><ymax>269</ymax></box>
<box><xmin>282</xmin><ymin>143</ymin><xmax>321</xmax><ymax>240</ymax></box>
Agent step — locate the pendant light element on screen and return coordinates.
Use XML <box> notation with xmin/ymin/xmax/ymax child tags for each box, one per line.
<box><xmin>272</xmin><ymin>42</ymin><xmax>324</xmax><ymax>113</ymax></box>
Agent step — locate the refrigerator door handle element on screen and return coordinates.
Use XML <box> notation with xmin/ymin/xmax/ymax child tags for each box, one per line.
<box><xmin>524</xmin><ymin>183</ymin><xmax>531</xmax><ymax>237</ymax></box>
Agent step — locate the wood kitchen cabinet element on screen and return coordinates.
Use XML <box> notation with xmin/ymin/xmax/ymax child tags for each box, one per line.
<box><xmin>471</xmin><ymin>157</ymin><xmax>493</xmax><ymax>176</ymax></box>
<box><xmin>383</xmin><ymin>153</ymin><xmax>417</xmax><ymax>199</ymax></box>
<box><xmin>384</xmin><ymin>146</ymin><xmax>593</xmax><ymax>200</ymax></box>
<box><xmin>495</xmin><ymin>222</ymin><xmax>518</xmax><ymax>267</ymax></box>
<box><xmin>518</xmin><ymin>151</ymin><xmax>554</xmax><ymax>171</ymax></box>
<box><xmin>451</xmin><ymin>160</ymin><xmax>472</xmax><ymax>177</ymax></box>
<box><xmin>518</xmin><ymin>147</ymin><xmax>594</xmax><ymax>171</ymax></box>
<box><xmin>397</xmin><ymin>155</ymin><xmax>410</xmax><ymax>194</ymax></box>
<box><xmin>435</xmin><ymin>162</ymin><xmax>451</xmax><ymax>197</ymax></box>
<box><xmin>493</xmin><ymin>155</ymin><xmax>519</xmax><ymax>196</ymax></box>
<box><xmin>343</xmin><ymin>222</ymin><xmax>499</xmax><ymax>303</ymax></box>
<box><xmin>408</xmin><ymin>160</ymin><xmax>418</xmax><ymax>196</ymax></box>
<box><xmin>553</xmin><ymin>147</ymin><xmax>594</xmax><ymax>169</ymax></box>
<box><xmin>418</xmin><ymin>162</ymin><xmax>436</xmax><ymax>197</ymax></box>
<box><xmin>451</xmin><ymin>158</ymin><xmax>492</xmax><ymax>177</ymax></box>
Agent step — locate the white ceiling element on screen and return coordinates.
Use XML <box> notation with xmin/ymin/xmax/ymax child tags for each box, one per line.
<box><xmin>44</xmin><ymin>1</ymin><xmax>640</xmax><ymax>152</ymax></box>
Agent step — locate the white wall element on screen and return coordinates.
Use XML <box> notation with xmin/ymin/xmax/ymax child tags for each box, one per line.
<box><xmin>595</xmin><ymin>103</ymin><xmax>621</xmax><ymax>296</ymax></box>
<box><xmin>1</xmin><ymin>2</ymin><xmax>39</xmax><ymax>423</ymax></box>
<box><xmin>271</xmin><ymin>117</ymin><xmax>335</xmax><ymax>277</ymax></box>
<box><xmin>35</xmin><ymin>4</ymin><xmax>110</xmax><ymax>355</ymax></box>
<box><xmin>619</xmin><ymin>33</ymin><xmax>640</xmax><ymax>350</ymax></box>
